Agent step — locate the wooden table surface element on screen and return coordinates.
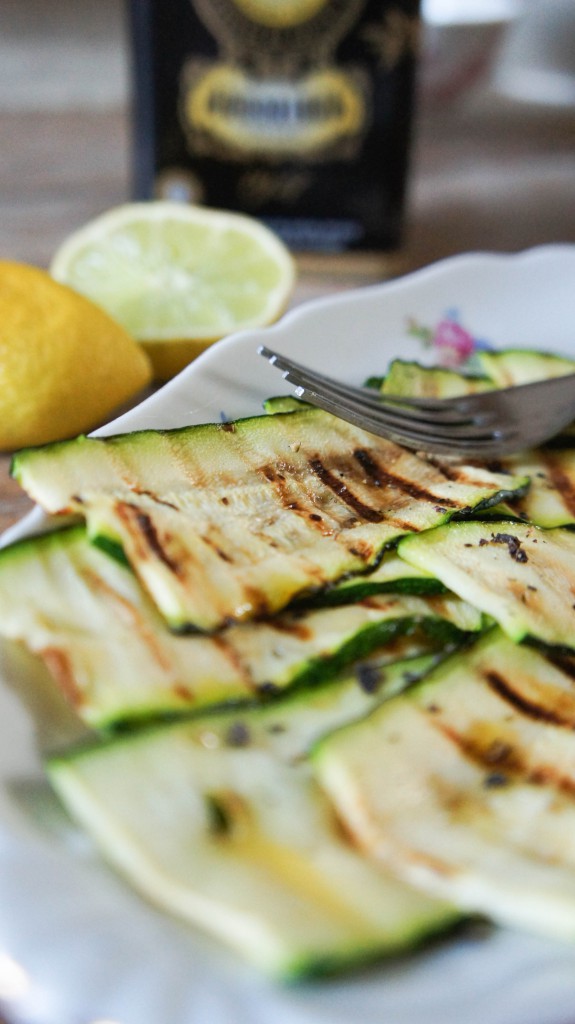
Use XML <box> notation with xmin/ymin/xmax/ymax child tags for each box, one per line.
<box><xmin>1</xmin><ymin>92</ymin><xmax>575</xmax><ymax>537</ymax></box>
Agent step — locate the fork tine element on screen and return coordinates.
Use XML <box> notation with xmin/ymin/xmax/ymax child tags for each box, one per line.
<box><xmin>258</xmin><ymin>345</ymin><xmax>501</xmax><ymax>435</ymax></box>
<box><xmin>285</xmin><ymin>380</ymin><xmax>505</xmax><ymax>456</ymax></box>
<box><xmin>258</xmin><ymin>344</ymin><xmax>511</xmax><ymax>457</ymax></box>
<box><xmin>285</xmin><ymin>372</ymin><xmax>501</xmax><ymax>442</ymax></box>
<box><xmin>258</xmin><ymin>346</ymin><xmax>475</xmax><ymax>424</ymax></box>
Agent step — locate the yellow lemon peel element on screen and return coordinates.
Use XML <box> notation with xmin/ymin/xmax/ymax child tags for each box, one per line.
<box><xmin>0</xmin><ymin>261</ymin><xmax>152</xmax><ymax>450</ymax></box>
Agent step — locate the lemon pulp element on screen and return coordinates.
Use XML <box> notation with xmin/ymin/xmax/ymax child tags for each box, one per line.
<box><xmin>51</xmin><ymin>202</ymin><xmax>296</xmax><ymax>380</ymax></box>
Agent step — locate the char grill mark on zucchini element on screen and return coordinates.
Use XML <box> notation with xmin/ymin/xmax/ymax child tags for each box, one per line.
<box><xmin>542</xmin><ymin>452</ymin><xmax>575</xmax><ymax>517</ymax></box>
<box><xmin>257</xmin><ymin>457</ymin><xmax>355</xmax><ymax>535</ymax></box>
<box><xmin>0</xmin><ymin>526</ymin><xmax>481</xmax><ymax>729</ymax></box>
<box><xmin>307</xmin><ymin>455</ymin><xmax>384</xmax><ymax>523</ymax></box>
<box><xmin>351</xmin><ymin>449</ymin><xmax>461</xmax><ymax>509</ymax></box>
<box><xmin>483</xmin><ymin>668</ymin><xmax>575</xmax><ymax>730</ymax></box>
<box><xmin>429</xmin><ymin>700</ymin><xmax>575</xmax><ymax>801</ymax></box>
<box><xmin>118</xmin><ymin>502</ymin><xmax>183</xmax><ymax>575</ymax></box>
<box><xmin>545</xmin><ymin>648</ymin><xmax>575</xmax><ymax>682</ymax></box>
<box><xmin>11</xmin><ymin>408</ymin><xmax>528</xmax><ymax>632</ymax></box>
<box><xmin>416</xmin><ymin>635</ymin><xmax>575</xmax><ymax>794</ymax></box>
<box><xmin>422</xmin><ymin>456</ymin><xmax>481</xmax><ymax>487</ymax></box>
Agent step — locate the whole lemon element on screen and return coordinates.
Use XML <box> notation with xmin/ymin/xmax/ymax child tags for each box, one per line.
<box><xmin>0</xmin><ymin>261</ymin><xmax>152</xmax><ymax>450</ymax></box>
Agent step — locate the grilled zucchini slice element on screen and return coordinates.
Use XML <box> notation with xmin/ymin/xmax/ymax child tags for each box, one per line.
<box><xmin>378</xmin><ymin>352</ymin><xmax>575</xmax><ymax>528</ymax></box>
<box><xmin>0</xmin><ymin>526</ymin><xmax>482</xmax><ymax>730</ymax></box>
<box><xmin>398</xmin><ymin>520</ymin><xmax>575</xmax><ymax>648</ymax></box>
<box><xmin>476</xmin><ymin>349</ymin><xmax>575</xmax><ymax>386</ymax></box>
<box><xmin>381</xmin><ymin>349</ymin><xmax>575</xmax><ymax>399</ymax></box>
<box><xmin>382</xmin><ymin>361</ymin><xmax>491</xmax><ymax>398</ymax></box>
<box><xmin>11</xmin><ymin>407</ymin><xmax>528</xmax><ymax>632</ymax></box>
<box><xmin>314</xmin><ymin>629</ymin><xmax>575</xmax><ymax>941</ymax></box>
<box><xmin>47</xmin><ymin>672</ymin><xmax>460</xmax><ymax>980</ymax></box>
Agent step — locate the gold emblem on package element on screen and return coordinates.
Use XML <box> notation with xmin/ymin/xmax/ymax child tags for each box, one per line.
<box><xmin>180</xmin><ymin>0</ymin><xmax>369</xmax><ymax>161</ymax></box>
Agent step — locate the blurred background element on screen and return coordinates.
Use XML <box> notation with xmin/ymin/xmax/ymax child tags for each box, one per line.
<box><xmin>1</xmin><ymin>0</ymin><xmax>575</xmax><ymax>292</ymax></box>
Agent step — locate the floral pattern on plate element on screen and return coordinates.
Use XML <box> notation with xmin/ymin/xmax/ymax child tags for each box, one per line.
<box><xmin>407</xmin><ymin>308</ymin><xmax>493</xmax><ymax>369</ymax></box>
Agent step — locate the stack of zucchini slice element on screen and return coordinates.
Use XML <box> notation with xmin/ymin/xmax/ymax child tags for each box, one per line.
<box><xmin>3</xmin><ymin>348</ymin><xmax>575</xmax><ymax>977</ymax></box>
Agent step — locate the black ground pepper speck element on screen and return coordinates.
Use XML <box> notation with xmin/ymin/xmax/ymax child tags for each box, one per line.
<box><xmin>225</xmin><ymin>721</ymin><xmax>251</xmax><ymax>747</ymax></box>
<box><xmin>481</xmin><ymin>532</ymin><xmax>528</xmax><ymax>563</ymax></box>
<box><xmin>484</xmin><ymin>771</ymin><xmax>509</xmax><ymax>789</ymax></box>
<box><xmin>355</xmin><ymin>662</ymin><xmax>384</xmax><ymax>694</ymax></box>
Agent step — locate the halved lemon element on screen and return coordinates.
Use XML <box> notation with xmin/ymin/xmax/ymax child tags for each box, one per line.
<box><xmin>50</xmin><ymin>202</ymin><xmax>296</xmax><ymax>380</ymax></box>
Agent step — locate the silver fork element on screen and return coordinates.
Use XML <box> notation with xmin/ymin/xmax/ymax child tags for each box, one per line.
<box><xmin>258</xmin><ymin>345</ymin><xmax>575</xmax><ymax>458</ymax></box>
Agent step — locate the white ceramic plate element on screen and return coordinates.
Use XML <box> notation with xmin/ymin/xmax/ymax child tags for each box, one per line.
<box><xmin>2</xmin><ymin>244</ymin><xmax>575</xmax><ymax>1024</ymax></box>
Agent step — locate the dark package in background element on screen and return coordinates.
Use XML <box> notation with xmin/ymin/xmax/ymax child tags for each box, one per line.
<box><xmin>127</xmin><ymin>0</ymin><xmax>421</xmax><ymax>255</ymax></box>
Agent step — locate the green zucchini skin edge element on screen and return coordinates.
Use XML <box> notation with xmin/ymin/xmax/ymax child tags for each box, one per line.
<box><xmin>0</xmin><ymin>524</ymin><xmax>478</xmax><ymax>735</ymax></box>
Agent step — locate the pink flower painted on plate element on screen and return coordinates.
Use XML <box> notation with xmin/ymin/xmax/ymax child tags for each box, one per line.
<box><xmin>408</xmin><ymin>309</ymin><xmax>491</xmax><ymax>368</ymax></box>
